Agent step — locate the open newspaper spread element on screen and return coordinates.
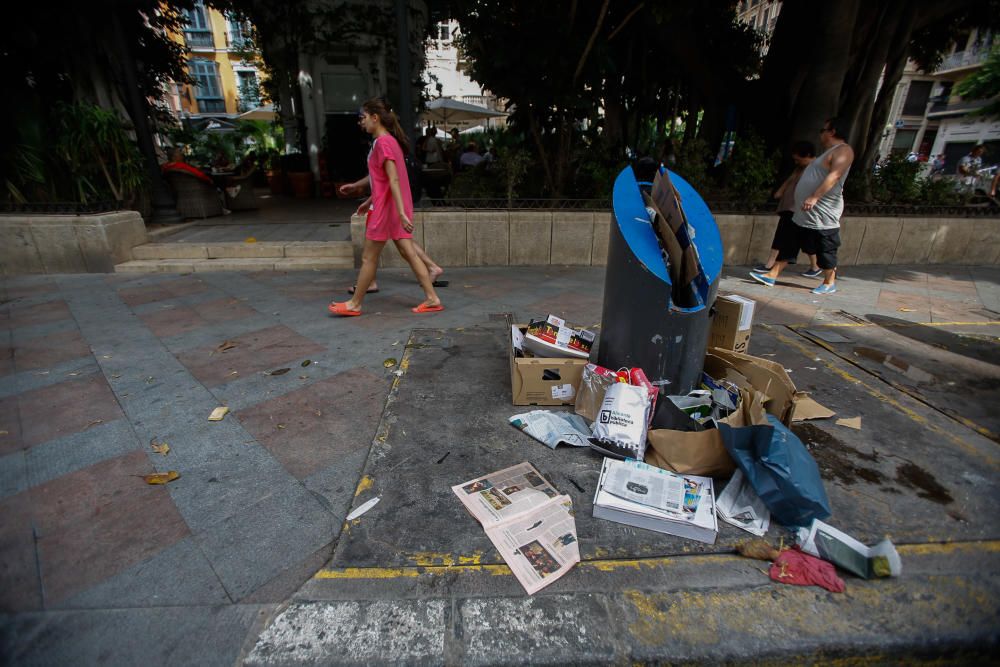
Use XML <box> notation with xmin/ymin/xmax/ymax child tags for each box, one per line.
<box><xmin>452</xmin><ymin>462</ymin><xmax>580</xmax><ymax>595</ymax></box>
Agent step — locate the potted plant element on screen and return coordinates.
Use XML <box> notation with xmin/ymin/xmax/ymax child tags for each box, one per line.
<box><xmin>283</xmin><ymin>153</ymin><xmax>313</xmax><ymax>198</ymax></box>
<box><xmin>264</xmin><ymin>149</ymin><xmax>285</xmax><ymax>195</ymax></box>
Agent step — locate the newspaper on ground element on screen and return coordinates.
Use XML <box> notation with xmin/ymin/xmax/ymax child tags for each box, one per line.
<box><xmin>603</xmin><ymin>458</ymin><xmax>686</xmax><ymax>513</ymax></box>
<box><xmin>796</xmin><ymin>519</ymin><xmax>902</xmax><ymax>579</ymax></box>
<box><xmin>510</xmin><ymin>410</ymin><xmax>592</xmax><ymax>449</ymax></box>
<box><xmin>452</xmin><ymin>462</ymin><xmax>580</xmax><ymax>594</ymax></box>
<box><xmin>715</xmin><ymin>468</ymin><xmax>771</xmax><ymax>536</ymax></box>
<box><xmin>593</xmin><ymin>458</ymin><xmax>718</xmax><ymax>544</ymax></box>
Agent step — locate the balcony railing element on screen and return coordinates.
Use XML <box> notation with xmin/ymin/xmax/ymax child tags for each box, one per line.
<box><xmin>935</xmin><ymin>45</ymin><xmax>990</xmax><ymax>72</ymax></box>
<box><xmin>237</xmin><ymin>96</ymin><xmax>260</xmax><ymax>112</ymax></box>
<box><xmin>196</xmin><ymin>98</ymin><xmax>226</xmax><ymax>113</ymax></box>
<box><xmin>927</xmin><ymin>98</ymin><xmax>990</xmax><ymax>117</ymax></box>
<box><xmin>185</xmin><ymin>30</ymin><xmax>214</xmax><ymax>48</ymax></box>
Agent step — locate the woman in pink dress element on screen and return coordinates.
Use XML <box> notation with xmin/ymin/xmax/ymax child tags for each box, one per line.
<box><xmin>329</xmin><ymin>98</ymin><xmax>443</xmax><ymax>316</ymax></box>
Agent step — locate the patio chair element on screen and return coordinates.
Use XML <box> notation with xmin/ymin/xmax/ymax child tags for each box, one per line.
<box><xmin>223</xmin><ymin>160</ymin><xmax>259</xmax><ymax>211</ymax></box>
<box><xmin>164</xmin><ymin>170</ymin><xmax>224</xmax><ymax>219</ymax></box>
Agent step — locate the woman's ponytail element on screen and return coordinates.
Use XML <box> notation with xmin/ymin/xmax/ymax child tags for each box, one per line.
<box><xmin>362</xmin><ymin>97</ymin><xmax>411</xmax><ymax>155</ymax></box>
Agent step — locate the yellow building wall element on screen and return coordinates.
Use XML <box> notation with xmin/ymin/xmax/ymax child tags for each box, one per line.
<box><xmin>169</xmin><ymin>5</ymin><xmax>264</xmax><ymax>116</ymax></box>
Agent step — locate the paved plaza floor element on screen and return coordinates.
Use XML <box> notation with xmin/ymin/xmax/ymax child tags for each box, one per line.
<box><xmin>1</xmin><ymin>263</ymin><xmax>998</xmax><ymax>664</ymax></box>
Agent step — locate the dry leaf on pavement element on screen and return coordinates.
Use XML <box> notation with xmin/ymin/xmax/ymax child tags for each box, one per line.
<box><xmin>267</xmin><ymin>368</ymin><xmax>290</xmax><ymax>376</ymax></box>
<box><xmin>217</xmin><ymin>340</ymin><xmax>239</xmax><ymax>353</ymax></box>
<box><xmin>208</xmin><ymin>406</ymin><xmax>230</xmax><ymax>421</ymax></box>
<box><xmin>143</xmin><ymin>471</ymin><xmax>180</xmax><ymax>485</ymax></box>
<box><xmin>383</xmin><ymin>358</ymin><xmax>397</xmax><ymax>368</ymax></box>
<box><xmin>150</xmin><ymin>438</ymin><xmax>170</xmax><ymax>456</ymax></box>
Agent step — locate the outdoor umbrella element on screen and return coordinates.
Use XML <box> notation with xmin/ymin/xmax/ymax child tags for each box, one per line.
<box><xmin>420</xmin><ymin>98</ymin><xmax>506</xmax><ymax>130</ymax></box>
<box><xmin>238</xmin><ymin>104</ymin><xmax>277</xmax><ymax>122</ymax></box>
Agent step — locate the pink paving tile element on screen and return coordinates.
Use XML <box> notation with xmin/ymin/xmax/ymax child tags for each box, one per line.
<box><xmin>176</xmin><ymin>324</ymin><xmax>326</xmax><ymax>387</ymax></box>
<box><xmin>139</xmin><ymin>297</ymin><xmax>256</xmax><ymax>338</ymax></box>
<box><xmin>0</xmin><ymin>492</ymin><xmax>42</xmax><ymax>611</ymax></box>
<box><xmin>11</xmin><ymin>329</ymin><xmax>91</xmax><ymax>372</ymax></box>
<box><xmin>8</xmin><ymin>300</ymin><xmax>73</xmax><ymax>329</ymax></box>
<box><xmin>118</xmin><ymin>276</ymin><xmax>208</xmax><ymax>307</ymax></box>
<box><xmin>0</xmin><ymin>395</ymin><xmax>24</xmax><ymax>457</ymax></box>
<box><xmin>235</xmin><ymin>368</ymin><xmax>388</xmax><ymax>479</ymax></box>
<box><xmin>755</xmin><ymin>297</ymin><xmax>819</xmax><ymax>326</ymax></box>
<box><xmin>17</xmin><ymin>373</ymin><xmax>125</xmax><ymax>448</ymax></box>
<box><xmin>28</xmin><ymin>450</ymin><xmax>190</xmax><ymax>606</ymax></box>
<box><xmin>884</xmin><ymin>269</ymin><xmax>929</xmax><ymax>286</ymax></box>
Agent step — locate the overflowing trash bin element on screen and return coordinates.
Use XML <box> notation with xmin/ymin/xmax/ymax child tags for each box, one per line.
<box><xmin>596</xmin><ymin>165</ymin><xmax>724</xmax><ymax>395</ymax></box>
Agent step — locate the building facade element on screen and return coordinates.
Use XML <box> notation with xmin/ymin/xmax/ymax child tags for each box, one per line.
<box><xmin>163</xmin><ymin>1</ymin><xmax>264</xmax><ymax>120</ymax></box>
<box><xmin>423</xmin><ymin>19</ymin><xmax>505</xmax><ymax>129</ymax></box>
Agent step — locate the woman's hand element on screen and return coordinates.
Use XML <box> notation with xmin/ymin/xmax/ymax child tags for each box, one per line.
<box><xmin>339</xmin><ymin>181</ymin><xmax>361</xmax><ymax>197</ymax></box>
<box><xmin>356</xmin><ymin>198</ymin><xmax>371</xmax><ymax>216</ymax></box>
<box><xmin>401</xmin><ymin>212</ymin><xmax>414</xmax><ymax>233</ymax></box>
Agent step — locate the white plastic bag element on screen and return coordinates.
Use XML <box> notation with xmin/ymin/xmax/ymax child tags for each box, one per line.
<box><xmin>589</xmin><ymin>382</ymin><xmax>651</xmax><ymax>460</ymax></box>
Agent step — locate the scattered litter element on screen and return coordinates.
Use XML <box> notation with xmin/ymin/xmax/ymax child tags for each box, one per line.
<box><xmin>760</xmin><ymin>353</ymin><xmax>776</xmax><ymax>357</ymax></box>
<box><xmin>804</xmin><ymin>328</ymin><xmax>852</xmax><ymax>344</ymax></box>
<box><xmin>805</xmin><ymin>366</ymin><xmax>817</xmax><ymax>370</ymax></box>
<box><xmin>346</xmin><ymin>496</ymin><xmax>380</xmax><ymax>521</ymax></box>
<box><xmin>144</xmin><ymin>376</ymin><xmax>155</xmax><ymax>384</ymax></box>
<box><xmin>208</xmin><ymin>406</ymin><xmax>229</xmax><ymax>421</ymax></box>
<box><xmin>143</xmin><ymin>471</ymin><xmax>180</xmax><ymax>485</ymax></box>
<box><xmin>769</xmin><ymin>547</ymin><xmax>845</xmax><ymax>592</ymax></box>
<box><xmin>315</xmin><ymin>410</ymin><xmax>322</xmax><ymax>417</ymax></box>
<box><xmin>299</xmin><ymin>375</ymin><xmax>309</xmax><ymax>380</ymax></box>
<box><xmin>836</xmin><ymin>416</ymin><xmax>862</xmax><ymax>430</ymax></box>
<box><xmin>0</xmin><ymin>430</ymin><xmax>8</xmax><ymax>436</ymax></box>
<box><xmin>150</xmin><ymin>439</ymin><xmax>170</xmax><ymax>456</ymax></box>
<box><xmin>229</xmin><ymin>371</ymin><xmax>238</xmax><ymax>377</ymax></box>
<box><xmin>392</xmin><ymin>370</ymin><xmax>403</xmax><ymax>377</ymax></box>
<box><xmin>383</xmin><ymin>358</ymin><xmax>397</xmax><ymax>368</ymax></box>
<box><xmin>245</xmin><ymin>237</ymin><xmax>257</xmax><ymax>243</ymax></box>
<box><xmin>111</xmin><ymin>374</ymin><xmax>121</xmax><ymax>379</ymax></box>
<box><xmin>716</xmin><ymin>469</ymin><xmax>770</xmax><ymax>536</ymax></box>
<box><xmin>436</xmin><ymin>451</ymin><xmax>450</xmax><ymax>464</ymax></box>
<box><xmin>898</xmin><ymin>307</ymin><xmax>916</xmax><ymax>313</ymax></box>
<box><xmin>736</xmin><ymin>539</ymin><xmax>779</xmax><ymax>561</ymax></box>
<box><xmin>266</xmin><ymin>368</ymin><xmax>290</xmax><ymax>376</ymax></box>
<box><xmin>68</xmin><ymin>372</ymin><xmax>80</xmax><ymax>377</ymax></box>
<box><xmin>510</xmin><ymin>410</ymin><xmax>591</xmax><ymax>449</ymax></box>
<box><xmin>301</xmin><ymin>360</ymin><xmax>312</xmax><ymax>367</ymax></box>
<box><xmin>102</xmin><ymin>354</ymin><xmax>112</xmax><ymax>359</ymax></box>
<box><xmin>797</xmin><ymin>519</ymin><xmax>901</xmax><ymax>579</ymax></box>
<box><xmin>276</xmin><ymin>424</ymin><xmax>286</xmax><ymax>429</ymax></box>
<box><xmin>792</xmin><ymin>396</ymin><xmax>836</xmax><ymax>421</ymax></box>
<box><xmin>784</xmin><ymin>368</ymin><xmax>793</xmax><ymax>373</ymax></box>
<box><xmin>84</xmin><ymin>419</ymin><xmax>103</xmax><ymax>429</ymax></box>
<box><xmin>391</xmin><ymin>341</ymin><xmax>400</xmax><ymax>346</ymax></box>
<box><xmin>33</xmin><ymin>371</ymin><xmax>50</xmax><ymax>376</ymax></box>
<box><xmin>217</xmin><ymin>340</ymin><xmax>238</xmax><ymax>353</ymax></box>
<box><xmin>453</xmin><ymin>463</ymin><xmax>579</xmax><ymax>594</ymax></box>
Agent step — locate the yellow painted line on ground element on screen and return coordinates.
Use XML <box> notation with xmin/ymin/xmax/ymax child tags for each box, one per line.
<box><xmin>787</xmin><ymin>320</ymin><xmax>1000</xmax><ymax>329</ymax></box>
<box><xmin>313</xmin><ymin>541</ymin><xmax>1000</xmax><ymax>580</ymax></box>
<box><xmin>787</xmin><ymin>326</ymin><xmax>1000</xmax><ymax>443</ymax></box>
<box><xmin>771</xmin><ymin>327</ymin><xmax>1000</xmax><ymax>467</ymax></box>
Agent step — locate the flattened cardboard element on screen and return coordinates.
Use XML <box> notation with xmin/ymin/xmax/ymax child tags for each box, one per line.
<box><xmin>510</xmin><ymin>324</ymin><xmax>589</xmax><ymax>406</ymax></box>
<box><xmin>791</xmin><ymin>395</ymin><xmax>836</xmax><ymax>421</ymax></box>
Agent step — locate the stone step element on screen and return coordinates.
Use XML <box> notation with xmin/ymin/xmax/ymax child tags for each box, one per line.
<box><xmin>130</xmin><ymin>241</ymin><xmax>353</xmax><ymax>261</ymax></box>
<box><xmin>114</xmin><ymin>256</ymin><xmax>353</xmax><ymax>273</ymax></box>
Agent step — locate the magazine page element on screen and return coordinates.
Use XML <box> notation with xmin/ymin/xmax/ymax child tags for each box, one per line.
<box><xmin>603</xmin><ymin>459</ymin><xmax>686</xmax><ymax>513</ymax></box>
<box><xmin>452</xmin><ymin>462</ymin><xmax>560</xmax><ymax>526</ymax></box>
<box><xmin>484</xmin><ymin>496</ymin><xmax>580</xmax><ymax>595</ymax></box>
<box><xmin>798</xmin><ymin>519</ymin><xmax>902</xmax><ymax>579</ymax></box>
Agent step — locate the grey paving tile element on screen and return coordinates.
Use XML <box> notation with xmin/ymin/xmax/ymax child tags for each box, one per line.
<box><xmin>194</xmin><ymin>482</ymin><xmax>334</xmax><ymax>601</ymax></box>
<box><xmin>0</xmin><ymin>358</ymin><xmax>100</xmax><ymax>400</ymax></box>
<box><xmin>58</xmin><ymin>537</ymin><xmax>231</xmax><ymax>609</ymax></box>
<box><xmin>302</xmin><ymin>448</ymin><xmax>371</xmax><ymax>517</ymax></box>
<box><xmin>157</xmin><ymin>314</ymin><xmax>277</xmax><ymax>355</ymax></box>
<box><xmin>0</xmin><ymin>450</ymin><xmax>27</xmax><ymax>500</ymax></box>
<box><xmin>24</xmin><ymin>419</ymin><xmax>140</xmax><ymax>489</ymax></box>
<box><xmin>208</xmin><ymin>355</ymin><xmax>354</xmax><ymax>413</ymax></box>
<box><xmin>2</xmin><ymin>604</ymin><xmax>272</xmax><ymax>667</ymax></box>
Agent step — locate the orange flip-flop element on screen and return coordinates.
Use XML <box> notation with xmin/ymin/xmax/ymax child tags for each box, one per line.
<box><xmin>328</xmin><ymin>301</ymin><xmax>362</xmax><ymax>317</ymax></box>
<box><xmin>412</xmin><ymin>303</ymin><xmax>444</xmax><ymax>314</ymax></box>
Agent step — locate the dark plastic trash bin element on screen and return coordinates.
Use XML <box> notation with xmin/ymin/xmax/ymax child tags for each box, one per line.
<box><xmin>596</xmin><ymin>165</ymin><xmax>723</xmax><ymax>395</ymax></box>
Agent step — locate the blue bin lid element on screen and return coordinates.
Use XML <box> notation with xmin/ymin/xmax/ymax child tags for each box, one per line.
<box><xmin>611</xmin><ymin>166</ymin><xmax>723</xmax><ymax>304</ymax></box>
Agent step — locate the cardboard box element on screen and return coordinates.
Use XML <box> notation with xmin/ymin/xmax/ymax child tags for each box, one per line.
<box><xmin>645</xmin><ymin>347</ymin><xmax>808</xmax><ymax>478</ymax></box>
<box><xmin>709</xmin><ymin>295</ymin><xmax>756</xmax><ymax>354</ymax></box>
<box><xmin>510</xmin><ymin>324</ymin><xmax>589</xmax><ymax>406</ymax></box>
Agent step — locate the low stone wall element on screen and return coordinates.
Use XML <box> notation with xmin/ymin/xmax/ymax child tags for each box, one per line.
<box><xmin>351</xmin><ymin>211</ymin><xmax>1000</xmax><ymax>268</ymax></box>
<box><xmin>1</xmin><ymin>211</ymin><xmax>148</xmax><ymax>275</ymax></box>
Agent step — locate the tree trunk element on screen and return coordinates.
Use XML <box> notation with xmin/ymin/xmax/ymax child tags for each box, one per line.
<box><xmin>787</xmin><ymin>0</ymin><xmax>862</xmax><ymax>150</ymax></box>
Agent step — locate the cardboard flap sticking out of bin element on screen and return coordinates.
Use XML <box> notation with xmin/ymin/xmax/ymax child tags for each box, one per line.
<box><xmin>704</xmin><ymin>348</ymin><xmax>799</xmax><ymax>426</ymax></box>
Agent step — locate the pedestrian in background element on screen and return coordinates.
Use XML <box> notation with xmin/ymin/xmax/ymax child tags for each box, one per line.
<box><xmin>750</xmin><ymin>117</ymin><xmax>854</xmax><ymax>295</ymax></box>
<box><xmin>752</xmin><ymin>141</ymin><xmax>820</xmax><ymax>277</ymax></box>
<box><xmin>329</xmin><ymin>97</ymin><xmax>443</xmax><ymax>316</ymax></box>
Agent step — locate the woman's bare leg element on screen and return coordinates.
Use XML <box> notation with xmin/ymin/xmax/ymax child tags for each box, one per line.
<box><xmin>345</xmin><ymin>239</ymin><xmax>386</xmax><ymax>311</ymax></box>
<box><xmin>394</xmin><ymin>238</ymin><xmax>440</xmax><ymax>305</ymax></box>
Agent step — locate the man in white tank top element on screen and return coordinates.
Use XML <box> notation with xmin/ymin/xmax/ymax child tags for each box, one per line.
<box><xmin>750</xmin><ymin>117</ymin><xmax>854</xmax><ymax>295</ymax></box>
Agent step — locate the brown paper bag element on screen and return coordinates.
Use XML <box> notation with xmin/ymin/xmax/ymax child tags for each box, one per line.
<box><xmin>645</xmin><ymin>428</ymin><xmax>735</xmax><ymax>478</ymax></box>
